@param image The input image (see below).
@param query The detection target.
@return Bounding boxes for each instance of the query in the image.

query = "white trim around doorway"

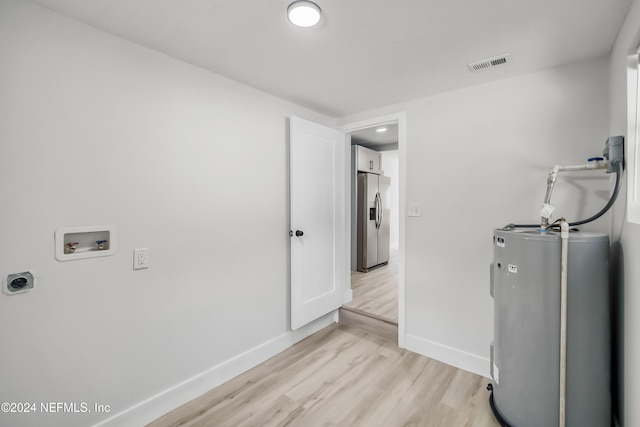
[339,112,407,349]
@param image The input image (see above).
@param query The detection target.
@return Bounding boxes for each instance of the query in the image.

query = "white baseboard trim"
[93,312,338,427]
[403,333,490,378]
[343,288,353,304]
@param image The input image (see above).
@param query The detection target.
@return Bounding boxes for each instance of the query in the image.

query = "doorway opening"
[341,119,401,330]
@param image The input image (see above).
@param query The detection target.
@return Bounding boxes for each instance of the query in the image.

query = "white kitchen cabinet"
[355,145,382,174]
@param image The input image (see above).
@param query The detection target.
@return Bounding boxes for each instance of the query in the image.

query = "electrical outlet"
[133,248,149,270]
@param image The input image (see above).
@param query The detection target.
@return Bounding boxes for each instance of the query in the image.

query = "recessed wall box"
[55,225,116,261]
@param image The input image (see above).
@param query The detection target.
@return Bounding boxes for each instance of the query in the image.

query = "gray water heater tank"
[490,228,610,427]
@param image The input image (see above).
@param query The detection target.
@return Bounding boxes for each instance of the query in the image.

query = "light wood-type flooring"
[343,249,399,323]
[148,323,500,427]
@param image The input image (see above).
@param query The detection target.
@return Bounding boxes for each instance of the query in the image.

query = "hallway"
[344,250,399,324]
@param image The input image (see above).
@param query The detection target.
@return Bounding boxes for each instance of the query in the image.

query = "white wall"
[609,1,640,425]
[0,1,333,426]
[381,150,400,250]
[340,56,611,376]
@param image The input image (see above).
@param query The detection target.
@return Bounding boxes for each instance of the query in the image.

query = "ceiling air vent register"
[468,54,511,72]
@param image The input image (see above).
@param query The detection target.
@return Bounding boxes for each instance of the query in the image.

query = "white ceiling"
[351,124,398,149]
[30,0,632,118]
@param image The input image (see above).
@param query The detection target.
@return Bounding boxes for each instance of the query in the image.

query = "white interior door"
[290,116,346,330]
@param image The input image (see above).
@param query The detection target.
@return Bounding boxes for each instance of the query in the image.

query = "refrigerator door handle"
[373,193,379,229]
[378,192,383,229]
[375,193,382,229]
[372,193,377,228]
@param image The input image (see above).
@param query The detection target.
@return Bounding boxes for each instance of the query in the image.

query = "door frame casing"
[339,112,406,348]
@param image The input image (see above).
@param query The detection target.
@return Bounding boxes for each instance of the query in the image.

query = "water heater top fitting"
[539,136,624,229]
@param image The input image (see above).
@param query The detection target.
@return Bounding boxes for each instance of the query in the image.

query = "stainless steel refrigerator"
[357,172,390,272]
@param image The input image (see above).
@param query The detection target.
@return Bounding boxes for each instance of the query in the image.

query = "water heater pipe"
[559,220,569,427]
[541,160,609,228]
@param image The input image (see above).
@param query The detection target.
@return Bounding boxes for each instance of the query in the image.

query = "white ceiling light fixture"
[376,127,388,133]
[287,1,322,28]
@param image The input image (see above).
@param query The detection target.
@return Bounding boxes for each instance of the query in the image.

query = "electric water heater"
[490,228,610,427]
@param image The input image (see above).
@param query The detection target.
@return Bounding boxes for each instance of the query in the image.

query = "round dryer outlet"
[4,272,35,295]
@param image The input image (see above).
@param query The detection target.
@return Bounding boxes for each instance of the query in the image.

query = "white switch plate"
[408,203,422,217]
[133,248,149,270]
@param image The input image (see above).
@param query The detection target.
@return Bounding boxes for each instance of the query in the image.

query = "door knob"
[295,230,304,237]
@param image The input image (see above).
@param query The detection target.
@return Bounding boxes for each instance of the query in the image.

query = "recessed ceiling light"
[376,127,388,133]
[287,1,322,28]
